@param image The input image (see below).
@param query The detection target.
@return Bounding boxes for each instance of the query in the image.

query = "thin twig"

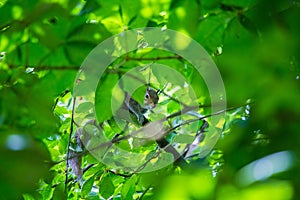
[8,55,182,71]
[182,120,209,158]
[133,149,162,173]
[52,89,70,112]
[164,105,240,135]
[34,66,79,71]
[108,170,132,178]
[8,64,79,71]
[65,97,76,194]
[154,87,189,108]
[52,163,95,188]
[138,185,152,200]
[125,55,182,61]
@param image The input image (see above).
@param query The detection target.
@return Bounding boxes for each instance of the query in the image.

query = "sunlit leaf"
[121,175,137,200]
[172,134,194,143]
[99,175,115,199]
[81,175,95,197]
[95,73,121,123]
[76,102,94,113]
[168,0,201,36]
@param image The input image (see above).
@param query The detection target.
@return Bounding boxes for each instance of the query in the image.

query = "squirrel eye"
[145,94,149,98]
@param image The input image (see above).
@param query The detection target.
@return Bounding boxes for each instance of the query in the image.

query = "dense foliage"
[0,0,299,199]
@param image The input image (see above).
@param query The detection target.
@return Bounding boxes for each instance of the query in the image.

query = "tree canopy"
[0,0,299,199]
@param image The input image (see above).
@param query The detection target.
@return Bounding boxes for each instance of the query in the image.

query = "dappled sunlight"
[0,0,299,199]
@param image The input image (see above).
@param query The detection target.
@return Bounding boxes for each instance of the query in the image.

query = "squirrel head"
[144,88,159,109]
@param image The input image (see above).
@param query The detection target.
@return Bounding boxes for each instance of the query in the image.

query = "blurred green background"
[0,0,299,199]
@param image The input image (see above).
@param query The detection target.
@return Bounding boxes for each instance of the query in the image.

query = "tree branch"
[133,149,162,173]
[7,64,80,71]
[54,103,250,167]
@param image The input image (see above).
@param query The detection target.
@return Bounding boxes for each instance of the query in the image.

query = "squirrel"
[123,87,159,125]
[123,87,188,167]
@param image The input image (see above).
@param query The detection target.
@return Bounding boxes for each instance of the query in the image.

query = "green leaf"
[151,63,185,88]
[41,183,53,200]
[189,68,209,101]
[201,0,221,10]
[172,134,195,143]
[23,194,35,200]
[154,151,174,167]
[76,101,94,113]
[167,100,180,114]
[73,79,94,97]
[64,41,96,65]
[52,182,65,200]
[168,0,201,37]
[81,175,95,197]
[121,175,137,200]
[238,14,259,37]
[196,12,233,53]
[128,15,137,26]
[119,1,148,28]
[67,20,111,44]
[86,195,100,200]
[80,0,101,15]
[118,4,123,19]
[95,73,122,123]
[31,22,65,50]
[99,176,115,199]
